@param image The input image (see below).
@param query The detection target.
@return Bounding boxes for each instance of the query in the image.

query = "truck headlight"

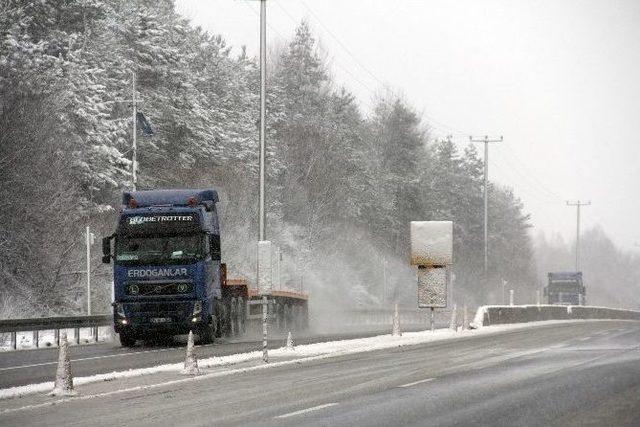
[193,301,202,316]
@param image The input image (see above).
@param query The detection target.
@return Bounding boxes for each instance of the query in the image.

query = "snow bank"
[470,304,640,328]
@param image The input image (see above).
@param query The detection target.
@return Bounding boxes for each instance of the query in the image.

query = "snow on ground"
[0,318,629,400]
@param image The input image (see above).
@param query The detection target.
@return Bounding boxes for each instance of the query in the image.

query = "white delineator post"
[536,290,541,306]
[85,226,94,316]
[286,331,294,351]
[182,330,199,375]
[51,332,75,396]
[392,303,401,337]
[509,289,514,306]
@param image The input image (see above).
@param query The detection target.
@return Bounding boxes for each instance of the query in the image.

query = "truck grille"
[126,282,194,296]
[126,301,192,316]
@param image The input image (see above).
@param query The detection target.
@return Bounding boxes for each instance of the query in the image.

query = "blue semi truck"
[544,271,586,306]
[102,189,308,347]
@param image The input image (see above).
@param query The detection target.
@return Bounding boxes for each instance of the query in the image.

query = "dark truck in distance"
[102,189,308,347]
[544,271,586,305]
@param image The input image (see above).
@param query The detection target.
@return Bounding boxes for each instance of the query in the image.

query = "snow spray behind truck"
[102,189,308,347]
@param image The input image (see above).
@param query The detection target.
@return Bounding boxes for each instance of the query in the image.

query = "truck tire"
[237,297,246,335]
[199,319,216,345]
[230,297,237,336]
[119,332,136,347]
[219,301,230,337]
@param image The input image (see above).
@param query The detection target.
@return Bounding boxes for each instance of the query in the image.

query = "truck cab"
[544,271,586,306]
[103,189,222,346]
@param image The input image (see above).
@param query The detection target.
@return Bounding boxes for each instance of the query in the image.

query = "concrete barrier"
[470,305,640,328]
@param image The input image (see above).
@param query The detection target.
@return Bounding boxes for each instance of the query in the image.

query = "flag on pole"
[136,112,154,136]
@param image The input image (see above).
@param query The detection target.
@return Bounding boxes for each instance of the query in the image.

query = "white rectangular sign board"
[417,267,447,308]
[257,240,272,295]
[410,221,453,266]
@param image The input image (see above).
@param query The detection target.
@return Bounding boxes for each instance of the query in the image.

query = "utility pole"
[470,135,503,282]
[132,71,137,191]
[566,200,591,271]
[258,0,268,364]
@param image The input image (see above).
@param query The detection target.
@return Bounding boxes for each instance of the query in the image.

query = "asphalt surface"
[1,320,638,426]
[0,325,429,389]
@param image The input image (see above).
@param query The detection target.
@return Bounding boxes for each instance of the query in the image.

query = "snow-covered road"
[1,320,638,426]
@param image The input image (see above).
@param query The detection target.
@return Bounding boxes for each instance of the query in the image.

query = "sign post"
[410,221,453,332]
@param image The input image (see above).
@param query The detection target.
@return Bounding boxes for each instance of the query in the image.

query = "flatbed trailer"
[221,269,309,335]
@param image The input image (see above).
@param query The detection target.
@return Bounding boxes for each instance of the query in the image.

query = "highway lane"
[0,326,429,389]
[1,320,638,426]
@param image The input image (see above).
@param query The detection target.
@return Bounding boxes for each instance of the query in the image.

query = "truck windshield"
[115,234,205,265]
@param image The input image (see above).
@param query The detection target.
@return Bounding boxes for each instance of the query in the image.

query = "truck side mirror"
[102,236,112,264]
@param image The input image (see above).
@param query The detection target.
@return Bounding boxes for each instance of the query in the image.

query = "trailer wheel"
[237,297,246,335]
[119,332,136,347]
[293,304,301,330]
[219,301,230,337]
[284,304,291,331]
[230,297,237,336]
[214,300,223,338]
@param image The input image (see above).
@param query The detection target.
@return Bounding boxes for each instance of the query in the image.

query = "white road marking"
[578,336,592,341]
[398,378,435,388]
[275,403,338,419]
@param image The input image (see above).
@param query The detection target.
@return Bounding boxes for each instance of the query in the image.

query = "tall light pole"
[470,135,503,282]
[132,71,138,191]
[566,200,591,271]
[258,0,269,364]
[258,0,267,241]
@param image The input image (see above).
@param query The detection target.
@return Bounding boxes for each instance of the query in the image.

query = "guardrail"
[0,315,112,350]
[470,305,640,328]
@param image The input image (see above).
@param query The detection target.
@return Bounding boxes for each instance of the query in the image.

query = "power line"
[288,0,472,137]
[269,0,378,96]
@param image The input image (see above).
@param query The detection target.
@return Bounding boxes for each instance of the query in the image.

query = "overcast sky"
[176,0,640,251]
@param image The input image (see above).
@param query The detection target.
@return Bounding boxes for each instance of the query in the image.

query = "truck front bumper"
[114,300,204,335]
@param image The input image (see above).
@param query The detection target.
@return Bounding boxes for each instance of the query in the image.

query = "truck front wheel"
[198,319,216,344]
[119,332,136,347]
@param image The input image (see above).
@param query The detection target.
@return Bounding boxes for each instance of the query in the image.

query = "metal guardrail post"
[54,329,60,347]
[94,326,99,342]
[75,327,81,345]
[33,330,39,348]
[10,331,17,350]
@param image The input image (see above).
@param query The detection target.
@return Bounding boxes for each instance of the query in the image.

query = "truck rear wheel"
[119,332,136,347]
[237,297,246,335]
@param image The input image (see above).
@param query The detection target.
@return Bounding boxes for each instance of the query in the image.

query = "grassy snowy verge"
[0,318,631,401]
